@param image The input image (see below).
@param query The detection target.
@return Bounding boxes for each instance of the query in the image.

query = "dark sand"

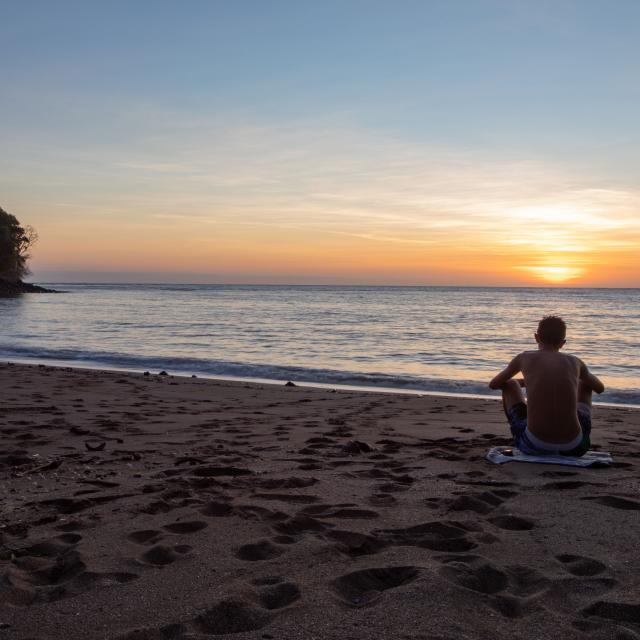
[1,362,639,639]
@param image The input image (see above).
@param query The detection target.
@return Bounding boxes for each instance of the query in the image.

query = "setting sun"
[518,265,585,284]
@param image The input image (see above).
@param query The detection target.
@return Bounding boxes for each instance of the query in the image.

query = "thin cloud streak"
[4,108,639,284]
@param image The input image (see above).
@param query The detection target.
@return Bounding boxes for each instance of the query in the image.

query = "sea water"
[1,284,638,406]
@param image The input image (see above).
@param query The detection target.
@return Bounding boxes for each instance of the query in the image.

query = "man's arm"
[579,360,605,394]
[489,354,522,390]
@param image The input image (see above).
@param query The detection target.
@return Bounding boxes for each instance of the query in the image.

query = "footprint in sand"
[437,558,545,619]
[200,500,234,517]
[54,532,82,545]
[582,601,640,624]
[448,490,517,515]
[489,594,528,619]
[305,436,335,446]
[582,495,640,511]
[330,566,420,608]
[376,481,412,493]
[235,540,283,561]
[505,565,551,598]
[252,576,301,609]
[214,504,285,523]
[375,521,477,552]
[273,515,330,537]
[194,599,273,634]
[556,554,607,577]
[325,530,385,557]
[439,561,508,595]
[139,544,192,566]
[162,521,208,534]
[35,497,94,514]
[543,574,617,615]
[140,488,198,515]
[2,533,138,606]
[368,492,397,507]
[127,530,164,545]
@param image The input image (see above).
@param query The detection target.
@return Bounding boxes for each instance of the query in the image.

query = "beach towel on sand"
[486,446,613,467]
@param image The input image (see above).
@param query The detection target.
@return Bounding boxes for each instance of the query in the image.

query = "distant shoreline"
[0,279,58,295]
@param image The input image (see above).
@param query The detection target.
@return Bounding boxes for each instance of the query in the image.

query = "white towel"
[486,446,613,467]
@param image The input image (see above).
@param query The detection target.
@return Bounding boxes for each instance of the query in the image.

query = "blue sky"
[4,1,639,156]
[1,1,639,284]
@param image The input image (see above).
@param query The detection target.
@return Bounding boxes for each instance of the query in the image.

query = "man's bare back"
[489,316,604,455]
[511,350,582,443]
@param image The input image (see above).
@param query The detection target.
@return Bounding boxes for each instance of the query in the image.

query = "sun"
[529,265,583,283]
[504,204,599,284]
[518,264,584,284]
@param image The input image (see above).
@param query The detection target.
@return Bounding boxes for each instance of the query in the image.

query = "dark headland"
[0,278,58,295]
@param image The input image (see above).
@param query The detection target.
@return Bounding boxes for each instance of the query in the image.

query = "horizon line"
[30,280,640,290]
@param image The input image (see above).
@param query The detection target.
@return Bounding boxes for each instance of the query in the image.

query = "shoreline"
[0,279,58,295]
[4,284,638,408]
[1,362,639,639]
[4,358,639,409]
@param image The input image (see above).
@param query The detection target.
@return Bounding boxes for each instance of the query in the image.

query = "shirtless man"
[489,315,604,456]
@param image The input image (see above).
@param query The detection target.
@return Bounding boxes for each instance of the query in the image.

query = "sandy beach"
[1,362,639,640]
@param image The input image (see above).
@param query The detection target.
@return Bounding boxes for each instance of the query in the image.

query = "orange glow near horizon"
[518,265,584,284]
[11,124,640,287]
[28,218,638,286]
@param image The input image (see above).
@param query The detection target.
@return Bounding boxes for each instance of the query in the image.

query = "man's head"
[535,315,567,349]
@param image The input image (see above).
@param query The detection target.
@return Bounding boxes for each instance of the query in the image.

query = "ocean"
[1,284,638,406]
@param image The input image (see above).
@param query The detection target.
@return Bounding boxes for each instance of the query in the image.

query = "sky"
[1,0,639,286]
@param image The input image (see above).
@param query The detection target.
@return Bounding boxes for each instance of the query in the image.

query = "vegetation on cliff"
[0,207,55,293]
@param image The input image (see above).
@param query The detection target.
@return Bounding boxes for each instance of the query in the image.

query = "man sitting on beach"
[489,315,605,456]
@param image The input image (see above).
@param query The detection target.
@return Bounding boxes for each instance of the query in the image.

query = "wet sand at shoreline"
[1,362,639,639]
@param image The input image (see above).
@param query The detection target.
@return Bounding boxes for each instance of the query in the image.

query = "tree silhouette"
[0,207,38,282]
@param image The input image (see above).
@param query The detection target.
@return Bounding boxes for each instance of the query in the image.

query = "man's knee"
[501,379,521,394]
[501,379,524,413]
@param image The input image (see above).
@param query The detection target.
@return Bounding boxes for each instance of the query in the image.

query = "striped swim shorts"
[506,402,592,457]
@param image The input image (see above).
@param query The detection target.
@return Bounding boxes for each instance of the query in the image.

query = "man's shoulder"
[561,352,583,365]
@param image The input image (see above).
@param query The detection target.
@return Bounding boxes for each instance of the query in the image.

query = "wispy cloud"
[3,103,639,283]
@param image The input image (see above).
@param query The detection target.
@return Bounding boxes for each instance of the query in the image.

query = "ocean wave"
[1,344,638,407]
